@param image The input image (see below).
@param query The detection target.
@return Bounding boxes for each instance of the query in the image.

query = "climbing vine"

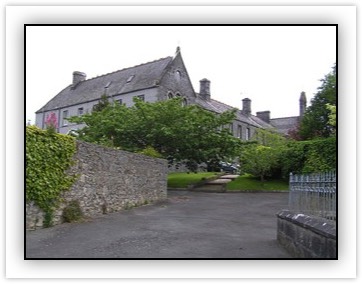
[26,126,77,227]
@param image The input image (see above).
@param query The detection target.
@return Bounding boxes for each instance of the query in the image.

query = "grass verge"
[168,172,219,188]
[226,174,289,191]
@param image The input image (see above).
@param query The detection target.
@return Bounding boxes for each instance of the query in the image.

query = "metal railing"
[289,171,336,221]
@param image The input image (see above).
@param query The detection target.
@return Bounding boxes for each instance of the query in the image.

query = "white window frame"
[246,127,251,140]
[62,110,69,126]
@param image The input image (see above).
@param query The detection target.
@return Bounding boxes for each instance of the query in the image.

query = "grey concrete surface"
[26,191,292,259]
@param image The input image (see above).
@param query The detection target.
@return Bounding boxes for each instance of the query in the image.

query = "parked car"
[219,162,239,174]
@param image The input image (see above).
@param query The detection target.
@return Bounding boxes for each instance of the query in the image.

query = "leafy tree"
[239,129,287,181]
[299,64,336,139]
[92,93,110,112]
[69,97,242,171]
[240,144,279,182]
[326,103,336,131]
[252,128,286,148]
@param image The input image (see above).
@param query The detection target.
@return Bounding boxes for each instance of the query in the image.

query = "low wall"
[276,209,336,258]
[26,141,168,230]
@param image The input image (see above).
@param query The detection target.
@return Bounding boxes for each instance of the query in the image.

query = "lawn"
[226,174,289,191]
[167,172,219,188]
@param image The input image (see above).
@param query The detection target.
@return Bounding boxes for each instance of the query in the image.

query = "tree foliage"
[279,137,336,176]
[326,103,336,131]
[239,129,287,181]
[299,64,336,140]
[69,97,242,171]
[238,128,336,180]
[240,144,279,181]
[92,93,110,112]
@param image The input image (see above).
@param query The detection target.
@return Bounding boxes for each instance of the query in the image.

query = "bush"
[280,137,336,176]
[137,146,163,158]
[62,200,83,223]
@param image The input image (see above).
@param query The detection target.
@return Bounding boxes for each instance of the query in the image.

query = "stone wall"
[276,209,336,258]
[26,141,168,230]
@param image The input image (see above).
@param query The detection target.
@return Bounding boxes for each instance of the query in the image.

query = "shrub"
[62,200,83,223]
[137,146,163,158]
[280,137,336,176]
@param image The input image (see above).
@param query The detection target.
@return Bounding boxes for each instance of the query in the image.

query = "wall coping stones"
[277,209,336,240]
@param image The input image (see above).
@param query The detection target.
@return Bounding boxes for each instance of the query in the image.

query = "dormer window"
[127,75,135,83]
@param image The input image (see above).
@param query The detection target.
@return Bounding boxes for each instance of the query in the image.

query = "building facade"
[35,47,305,139]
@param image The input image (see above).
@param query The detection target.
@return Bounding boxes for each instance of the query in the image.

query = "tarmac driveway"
[26,191,292,259]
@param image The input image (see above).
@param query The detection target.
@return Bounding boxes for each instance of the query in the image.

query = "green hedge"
[280,136,336,177]
[26,126,77,227]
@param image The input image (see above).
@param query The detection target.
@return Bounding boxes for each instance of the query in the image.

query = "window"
[246,128,251,140]
[168,92,174,99]
[237,125,242,139]
[137,95,145,101]
[127,75,135,83]
[62,110,69,126]
[229,123,234,135]
[116,99,123,105]
[175,70,181,81]
[181,98,188,107]
[77,107,84,116]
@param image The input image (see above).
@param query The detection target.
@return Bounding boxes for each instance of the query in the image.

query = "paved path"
[26,191,292,259]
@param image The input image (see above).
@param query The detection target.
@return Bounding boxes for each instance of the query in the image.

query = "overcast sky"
[26,25,336,124]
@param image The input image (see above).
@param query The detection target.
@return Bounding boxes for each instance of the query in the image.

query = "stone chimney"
[256,111,270,123]
[199,78,210,101]
[299,91,307,117]
[72,71,86,87]
[242,98,251,116]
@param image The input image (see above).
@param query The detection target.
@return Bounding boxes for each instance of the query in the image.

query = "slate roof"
[195,96,275,129]
[37,51,297,134]
[270,116,299,135]
[36,57,173,113]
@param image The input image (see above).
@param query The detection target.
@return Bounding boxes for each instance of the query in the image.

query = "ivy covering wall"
[26,126,77,227]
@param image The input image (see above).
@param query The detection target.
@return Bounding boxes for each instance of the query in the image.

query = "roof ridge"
[82,56,173,83]
[270,116,299,120]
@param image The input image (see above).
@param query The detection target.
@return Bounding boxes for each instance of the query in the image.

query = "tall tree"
[69,97,242,171]
[299,64,336,140]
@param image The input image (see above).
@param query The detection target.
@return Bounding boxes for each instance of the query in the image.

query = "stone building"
[269,91,307,136]
[35,47,305,139]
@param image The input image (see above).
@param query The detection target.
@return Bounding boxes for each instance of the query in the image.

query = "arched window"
[167,92,174,99]
[175,70,181,81]
[181,98,188,107]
